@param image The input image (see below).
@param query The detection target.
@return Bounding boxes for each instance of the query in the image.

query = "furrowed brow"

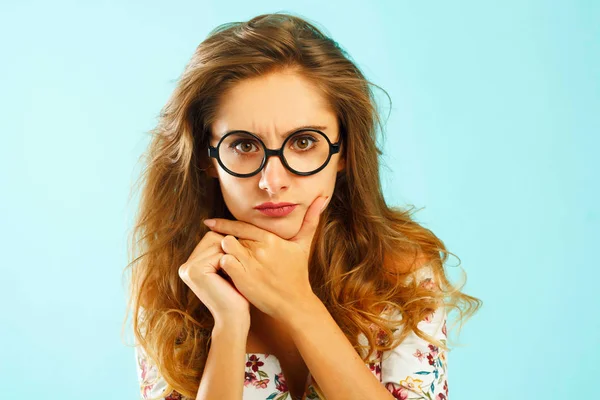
[221,124,328,140]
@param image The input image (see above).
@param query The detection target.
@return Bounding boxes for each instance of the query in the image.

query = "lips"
[256,204,297,217]
[254,202,297,209]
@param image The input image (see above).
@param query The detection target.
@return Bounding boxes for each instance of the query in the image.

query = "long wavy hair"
[122,11,482,399]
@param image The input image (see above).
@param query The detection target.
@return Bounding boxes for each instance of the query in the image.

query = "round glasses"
[207,129,341,178]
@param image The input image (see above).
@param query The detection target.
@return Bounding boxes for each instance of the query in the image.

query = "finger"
[219,253,246,283]
[292,195,329,246]
[203,218,270,242]
[188,231,225,259]
[220,235,252,266]
[204,242,225,258]
[179,250,223,284]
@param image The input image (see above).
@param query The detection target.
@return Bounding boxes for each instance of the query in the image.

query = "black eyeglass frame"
[207,128,341,178]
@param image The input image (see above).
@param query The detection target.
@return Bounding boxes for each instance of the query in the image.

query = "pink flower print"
[275,372,288,392]
[435,394,447,400]
[428,344,439,358]
[384,383,409,400]
[142,384,154,399]
[165,390,183,399]
[413,349,425,362]
[427,353,435,366]
[376,328,389,346]
[244,371,257,387]
[139,358,148,381]
[420,278,436,291]
[443,379,449,396]
[423,311,434,323]
[253,379,270,389]
[368,360,381,379]
[246,354,264,372]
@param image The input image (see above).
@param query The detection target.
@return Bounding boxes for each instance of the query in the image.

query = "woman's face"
[208,70,345,240]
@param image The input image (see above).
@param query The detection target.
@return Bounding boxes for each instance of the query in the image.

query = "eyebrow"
[219,124,328,140]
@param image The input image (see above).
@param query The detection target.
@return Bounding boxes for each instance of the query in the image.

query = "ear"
[207,164,219,178]
[336,156,345,172]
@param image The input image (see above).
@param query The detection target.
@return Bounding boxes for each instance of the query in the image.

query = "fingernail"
[203,219,216,227]
[320,196,330,213]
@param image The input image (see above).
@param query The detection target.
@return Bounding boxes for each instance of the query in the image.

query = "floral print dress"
[135,266,449,400]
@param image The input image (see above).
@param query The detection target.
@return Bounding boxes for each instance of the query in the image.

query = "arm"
[281,264,447,400]
[195,322,250,400]
[282,294,396,400]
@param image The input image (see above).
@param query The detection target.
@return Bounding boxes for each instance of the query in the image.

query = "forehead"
[211,71,337,140]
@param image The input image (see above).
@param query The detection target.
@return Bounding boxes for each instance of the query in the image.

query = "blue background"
[1,1,598,398]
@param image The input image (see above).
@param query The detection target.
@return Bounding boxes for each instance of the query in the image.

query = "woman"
[125,12,481,400]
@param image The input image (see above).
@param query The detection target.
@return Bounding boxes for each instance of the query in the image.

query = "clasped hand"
[202,195,330,322]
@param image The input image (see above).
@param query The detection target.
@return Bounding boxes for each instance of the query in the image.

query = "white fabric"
[133,264,449,399]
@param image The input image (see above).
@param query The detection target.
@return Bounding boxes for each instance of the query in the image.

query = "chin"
[254,217,301,240]
[230,209,302,240]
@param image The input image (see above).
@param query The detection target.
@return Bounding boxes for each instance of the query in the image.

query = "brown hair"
[122,11,482,398]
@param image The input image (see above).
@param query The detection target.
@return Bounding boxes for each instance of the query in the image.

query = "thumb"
[292,195,330,246]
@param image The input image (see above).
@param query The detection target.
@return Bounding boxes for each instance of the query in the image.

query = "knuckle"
[255,247,268,259]
[178,263,189,279]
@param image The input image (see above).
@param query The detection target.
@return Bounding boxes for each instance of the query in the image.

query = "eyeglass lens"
[218,130,330,175]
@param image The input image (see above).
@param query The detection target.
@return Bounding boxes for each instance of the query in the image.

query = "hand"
[202,195,330,321]
[178,229,251,329]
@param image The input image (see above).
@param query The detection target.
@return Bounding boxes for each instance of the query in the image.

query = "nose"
[258,154,290,194]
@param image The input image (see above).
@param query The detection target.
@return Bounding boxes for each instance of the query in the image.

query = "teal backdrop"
[1,1,597,399]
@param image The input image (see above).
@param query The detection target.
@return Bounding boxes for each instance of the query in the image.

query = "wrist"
[213,316,251,335]
[278,292,323,330]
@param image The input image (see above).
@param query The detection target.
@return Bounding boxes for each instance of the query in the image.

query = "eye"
[291,135,318,151]
[230,139,260,153]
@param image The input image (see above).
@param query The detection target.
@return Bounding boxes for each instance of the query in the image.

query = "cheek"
[301,170,338,194]
[217,175,256,209]
[223,180,242,194]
